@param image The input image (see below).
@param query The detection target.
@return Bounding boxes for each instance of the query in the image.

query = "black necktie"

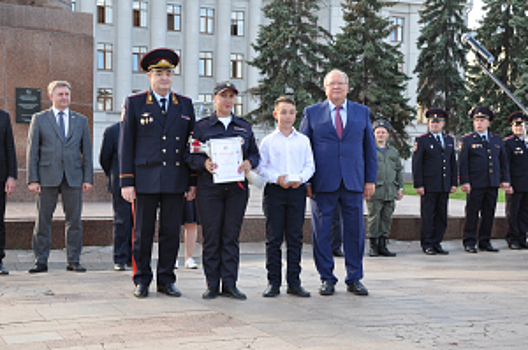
[160,98,167,115]
[436,135,442,148]
[58,111,66,141]
[481,135,488,147]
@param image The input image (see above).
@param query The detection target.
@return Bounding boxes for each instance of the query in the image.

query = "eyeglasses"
[325,82,347,87]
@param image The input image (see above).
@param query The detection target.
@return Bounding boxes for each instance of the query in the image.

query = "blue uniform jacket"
[185,113,260,186]
[119,90,196,194]
[412,132,457,192]
[299,99,377,193]
[99,122,120,194]
[504,134,528,192]
[458,131,510,188]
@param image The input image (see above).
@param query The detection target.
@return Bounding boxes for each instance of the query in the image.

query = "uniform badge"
[149,117,154,123]
[413,142,418,152]
[140,118,145,125]
[430,144,434,149]
[458,141,463,151]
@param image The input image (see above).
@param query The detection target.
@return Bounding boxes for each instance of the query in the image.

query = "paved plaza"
[1,237,528,349]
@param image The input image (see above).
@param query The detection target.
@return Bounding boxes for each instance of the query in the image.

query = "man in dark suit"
[27,80,93,273]
[459,106,510,253]
[0,108,17,275]
[119,48,196,298]
[412,108,457,255]
[99,121,132,271]
[300,69,378,296]
[503,111,528,249]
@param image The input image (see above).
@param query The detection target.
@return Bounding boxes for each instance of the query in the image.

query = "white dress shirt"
[328,100,348,129]
[258,128,315,184]
[52,106,69,136]
[152,90,170,111]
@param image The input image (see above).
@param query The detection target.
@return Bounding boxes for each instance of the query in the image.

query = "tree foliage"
[464,0,528,136]
[414,0,468,135]
[247,0,331,125]
[331,0,414,158]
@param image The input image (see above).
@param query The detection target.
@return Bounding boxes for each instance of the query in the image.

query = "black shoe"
[332,249,344,257]
[66,263,87,272]
[508,242,521,250]
[319,281,335,296]
[519,241,528,249]
[157,283,182,297]
[347,280,369,296]
[287,285,310,297]
[479,243,499,252]
[202,288,219,299]
[433,245,449,255]
[114,263,126,271]
[423,247,437,255]
[221,286,247,300]
[126,261,133,267]
[133,284,149,298]
[28,263,48,273]
[0,263,8,275]
[369,238,379,257]
[378,237,396,257]
[262,285,280,298]
[464,246,477,253]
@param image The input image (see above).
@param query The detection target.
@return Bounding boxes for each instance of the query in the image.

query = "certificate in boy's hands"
[210,137,244,183]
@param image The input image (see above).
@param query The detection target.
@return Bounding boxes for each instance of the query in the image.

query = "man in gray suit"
[26,81,93,273]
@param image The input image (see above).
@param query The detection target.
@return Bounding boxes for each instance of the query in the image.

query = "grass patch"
[403,182,506,203]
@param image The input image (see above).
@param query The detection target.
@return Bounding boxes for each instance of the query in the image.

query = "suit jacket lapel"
[342,100,352,139]
[46,109,64,141]
[323,100,337,138]
[66,111,76,142]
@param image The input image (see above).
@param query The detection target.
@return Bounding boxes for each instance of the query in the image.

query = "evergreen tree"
[464,0,528,136]
[247,0,331,125]
[331,0,414,158]
[413,0,468,135]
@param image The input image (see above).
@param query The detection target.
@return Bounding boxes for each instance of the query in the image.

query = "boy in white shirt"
[258,96,315,298]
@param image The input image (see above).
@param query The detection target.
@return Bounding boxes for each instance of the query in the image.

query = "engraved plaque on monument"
[16,88,41,123]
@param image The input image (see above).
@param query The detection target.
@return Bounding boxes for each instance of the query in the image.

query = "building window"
[174,49,181,75]
[231,11,244,36]
[235,96,243,116]
[391,17,404,42]
[71,0,76,11]
[97,88,113,111]
[230,54,244,79]
[133,1,148,28]
[97,0,113,24]
[199,94,213,103]
[97,43,113,71]
[200,8,214,34]
[132,46,148,72]
[199,52,213,77]
[167,4,181,31]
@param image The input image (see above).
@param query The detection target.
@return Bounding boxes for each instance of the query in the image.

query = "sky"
[468,0,485,30]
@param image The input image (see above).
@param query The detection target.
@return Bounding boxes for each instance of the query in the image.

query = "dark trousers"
[331,202,342,252]
[506,192,528,244]
[32,178,83,264]
[0,182,5,262]
[197,181,249,290]
[311,183,365,285]
[420,192,449,249]
[463,187,498,247]
[112,192,133,264]
[263,183,307,287]
[133,193,183,286]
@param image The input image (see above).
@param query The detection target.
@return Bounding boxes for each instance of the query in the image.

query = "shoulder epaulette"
[462,132,473,138]
[172,91,192,102]
[418,133,428,138]
[504,135,515,141]
[197,119,211,128]
[130,91,147,98]
[234,116,252,127]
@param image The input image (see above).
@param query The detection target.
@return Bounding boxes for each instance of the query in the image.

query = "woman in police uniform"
[186,82,259,300]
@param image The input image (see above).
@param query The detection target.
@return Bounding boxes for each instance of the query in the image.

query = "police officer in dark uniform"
[504,111,528,249]
[459,106,510,253]
[119,48,196,298]
[186,82,259,300]
[412,108,457,255]
[99,121,133,271]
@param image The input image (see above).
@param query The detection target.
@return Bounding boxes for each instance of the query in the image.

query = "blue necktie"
[58,111,66,141]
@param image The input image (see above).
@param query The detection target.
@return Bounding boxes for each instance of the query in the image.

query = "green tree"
[331,0,414,158]
[247,0,331,125]
[413,0,468,135]
[464,0,528,136]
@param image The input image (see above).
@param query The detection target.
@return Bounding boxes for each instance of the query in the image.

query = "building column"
[247,0,262,113]
[115,0,133,110]
[184,0,200,100]
[78,0,97,36]
[215,0,231,82]
[150,0,167,49]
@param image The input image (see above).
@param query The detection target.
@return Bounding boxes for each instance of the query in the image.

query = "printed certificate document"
[210,137,244,183]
